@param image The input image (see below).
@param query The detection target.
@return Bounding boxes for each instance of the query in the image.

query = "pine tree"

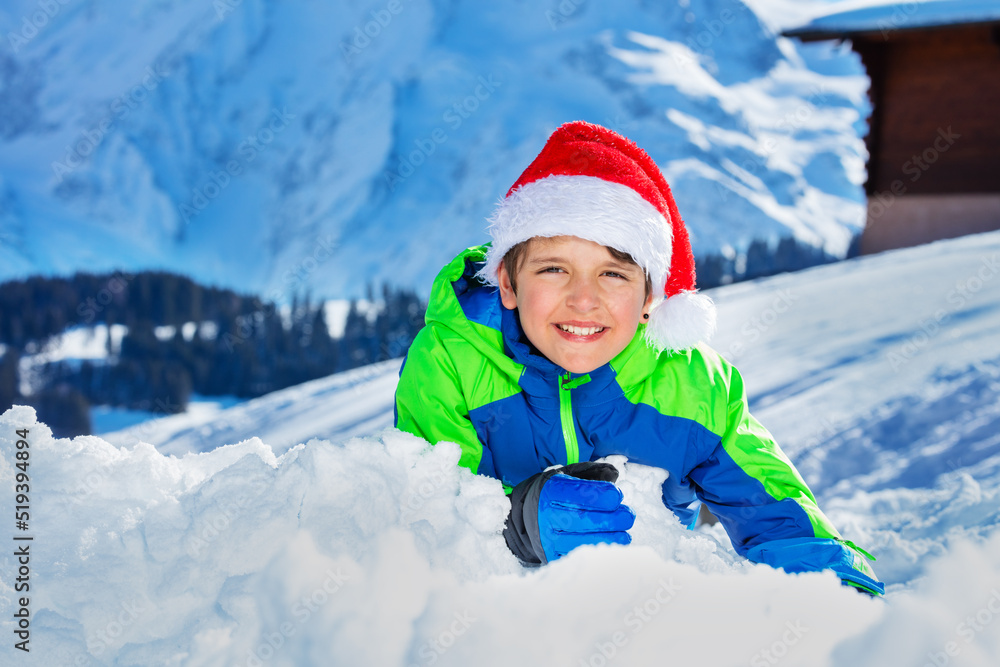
[0,348,21,411]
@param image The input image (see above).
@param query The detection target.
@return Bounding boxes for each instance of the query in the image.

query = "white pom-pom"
[642,290,717,352]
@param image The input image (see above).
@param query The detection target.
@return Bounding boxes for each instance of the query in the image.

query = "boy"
[394,121,884,596]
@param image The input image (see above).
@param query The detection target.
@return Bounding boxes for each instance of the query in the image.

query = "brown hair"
[501,238,652,299]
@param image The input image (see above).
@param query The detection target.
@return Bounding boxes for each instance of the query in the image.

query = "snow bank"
[2,406,999,666]
[833,532,1000,667]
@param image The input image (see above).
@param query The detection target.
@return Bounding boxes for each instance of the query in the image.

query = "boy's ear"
[498,263,518,310]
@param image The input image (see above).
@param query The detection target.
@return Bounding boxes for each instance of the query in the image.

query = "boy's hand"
[745,537,886,597]
[503,461,635,565]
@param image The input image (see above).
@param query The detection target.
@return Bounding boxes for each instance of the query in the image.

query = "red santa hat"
[477,120,716,353]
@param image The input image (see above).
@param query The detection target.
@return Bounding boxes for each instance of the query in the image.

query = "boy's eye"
[537,267,630,279]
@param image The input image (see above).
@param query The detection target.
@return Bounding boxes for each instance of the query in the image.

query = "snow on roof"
[784,0,1000,39]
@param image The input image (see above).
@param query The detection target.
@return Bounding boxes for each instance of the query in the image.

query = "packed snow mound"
[3,405,1000,666]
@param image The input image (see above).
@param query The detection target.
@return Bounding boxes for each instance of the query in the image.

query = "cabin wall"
[861,193,1000,254]
[854,24,1000,254]
[857,25,1000,195]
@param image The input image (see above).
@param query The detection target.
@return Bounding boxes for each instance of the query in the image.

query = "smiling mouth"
[556,323,606,336]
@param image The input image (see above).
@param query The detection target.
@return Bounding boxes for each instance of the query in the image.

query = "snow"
[90,395,245,437]
[322,298,385,339]
[0,414,859,665]
[16,324,127,395]
[1,411,998,665]
[712,230,1000,458]
[151,321,223,343]
[9,307,387,431]
[101,360,400,456]
[14,321,226,398]
[23,324,127,363]
[785,0,1000,37]
[2,230,1000,664]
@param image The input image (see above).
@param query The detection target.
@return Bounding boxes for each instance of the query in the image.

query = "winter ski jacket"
[394,244,883,594]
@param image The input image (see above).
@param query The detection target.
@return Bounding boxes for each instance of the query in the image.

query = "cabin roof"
[783,0,1000,41]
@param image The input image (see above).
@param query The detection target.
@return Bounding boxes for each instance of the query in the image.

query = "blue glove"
[746,537,885,596]
[503,462,635,565]
[661,472,700,529]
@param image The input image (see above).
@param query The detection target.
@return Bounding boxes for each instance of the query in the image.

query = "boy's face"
[498,235,653,374]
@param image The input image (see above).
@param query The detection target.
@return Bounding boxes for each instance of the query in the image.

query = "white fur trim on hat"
[643,290,717,352]
[475,175,673,288]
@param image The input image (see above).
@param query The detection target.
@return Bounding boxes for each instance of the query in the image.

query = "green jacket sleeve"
[687,357,883,594]
[688,359,842,548]
[394,324,486,476]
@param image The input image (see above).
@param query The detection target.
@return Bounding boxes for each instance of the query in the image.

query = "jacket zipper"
[559,372,591,465]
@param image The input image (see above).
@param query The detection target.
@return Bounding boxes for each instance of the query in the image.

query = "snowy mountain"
[0,0,870,301]
[3,230,999,665]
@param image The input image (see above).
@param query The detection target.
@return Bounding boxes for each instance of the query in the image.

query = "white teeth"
[558,324,604,336]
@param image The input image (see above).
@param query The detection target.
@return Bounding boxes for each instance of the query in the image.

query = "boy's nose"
[566,275,600,311]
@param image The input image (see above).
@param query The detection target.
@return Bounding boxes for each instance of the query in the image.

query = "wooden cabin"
[784,1,1000,254]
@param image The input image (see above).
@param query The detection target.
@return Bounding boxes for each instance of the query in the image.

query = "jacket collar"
[499,299,635,405]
